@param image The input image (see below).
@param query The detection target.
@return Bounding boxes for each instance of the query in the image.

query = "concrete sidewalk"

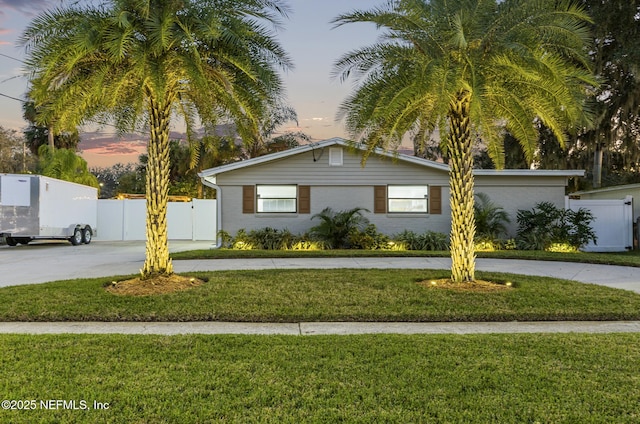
[2,321,640,335]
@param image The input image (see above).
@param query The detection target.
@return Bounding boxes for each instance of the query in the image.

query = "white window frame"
[256,185,297,213]
[329,147,343,166]
[387,185,429,213]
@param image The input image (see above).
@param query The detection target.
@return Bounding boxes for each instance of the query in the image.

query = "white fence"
[566,195,633,252]
[96,199,217,241]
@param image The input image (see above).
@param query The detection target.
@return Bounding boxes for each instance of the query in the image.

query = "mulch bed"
[417,278,514,292]
[105,274,205,296]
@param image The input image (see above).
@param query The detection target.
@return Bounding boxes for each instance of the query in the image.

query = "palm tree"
[245,103,298,158]
[21,0,292,278]
[333,0,596,283]
[310,207,370,249]
[23,100,81,154]
[37,145,100,189]
[474,192,510,240]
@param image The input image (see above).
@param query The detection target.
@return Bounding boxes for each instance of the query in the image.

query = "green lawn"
[1,333,639,423]
[2,257,639,422]
[2,269,640,322]
[171,247,640,267]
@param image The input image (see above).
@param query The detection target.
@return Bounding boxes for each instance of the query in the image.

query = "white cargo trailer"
[0,174,97,246]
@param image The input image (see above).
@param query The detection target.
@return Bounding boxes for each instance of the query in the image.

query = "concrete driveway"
[1,240,639,293]
[0,240,215,287]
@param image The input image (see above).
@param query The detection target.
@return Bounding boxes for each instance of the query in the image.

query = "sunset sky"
[0,0,380,167]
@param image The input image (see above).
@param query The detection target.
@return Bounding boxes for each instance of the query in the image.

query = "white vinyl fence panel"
[123,199,146,240]
[95,199,125,240]
[97,199,216,241]
[192,199,217,241]
[566,195,633,252]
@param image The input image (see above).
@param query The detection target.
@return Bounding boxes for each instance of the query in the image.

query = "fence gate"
[566,195,633,252]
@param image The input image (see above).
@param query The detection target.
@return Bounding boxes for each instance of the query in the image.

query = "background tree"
[116,162,147,195]
[493,1,640,188]
[188,134,241,198]
[579,0,640,188]
[0,125,36,173]
[92,134,243,200]
[263,131,309,153]
[22,100,80,154]
[91,162,144,199]
[333,0,595,283]
[21,0,292,279]
[37,145,100,188]
[243,103,301,158]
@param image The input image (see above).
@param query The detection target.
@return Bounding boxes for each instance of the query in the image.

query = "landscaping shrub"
[516,202,597,251]
[248,227,295,250]
[348,224,392,250]
[475,237,517,252]
[473,193,512,251]
[474,192,511,238]
[231,229,256,250]
[216,230,234,248]
[221,210,454,251]
[286,239,328,251]
[222,229,327,251]
[310,207,370,249]
[394,230,449,251]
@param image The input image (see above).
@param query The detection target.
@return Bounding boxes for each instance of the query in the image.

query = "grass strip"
[171,248,640,267]
[1,269,640,322]
[1,333,639,423]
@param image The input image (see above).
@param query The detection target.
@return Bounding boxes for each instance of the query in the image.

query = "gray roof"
[198,137,584,180]
[572,183,640,196]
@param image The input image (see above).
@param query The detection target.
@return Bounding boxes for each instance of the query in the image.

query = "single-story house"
[198,137,584,242]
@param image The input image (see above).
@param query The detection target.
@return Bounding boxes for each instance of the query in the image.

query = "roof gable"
[198,137,584,180]
[199,137,449,179]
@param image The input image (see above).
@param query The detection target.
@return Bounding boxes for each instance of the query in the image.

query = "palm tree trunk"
[141,94,173,278]
[592,142,603,188]
[447,90,476,283]
[48,125,55,150]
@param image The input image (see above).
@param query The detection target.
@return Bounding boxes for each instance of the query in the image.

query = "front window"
[388,185,428,213]
[257,185,297,213]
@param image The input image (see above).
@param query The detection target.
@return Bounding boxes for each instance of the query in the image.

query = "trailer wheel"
[82,227,92,244]
[17,238,30,245]
[5,237,17,247]
[70,228,83,245]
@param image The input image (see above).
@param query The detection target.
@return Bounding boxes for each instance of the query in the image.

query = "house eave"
[572,182,640,196]
[473,169,585,177]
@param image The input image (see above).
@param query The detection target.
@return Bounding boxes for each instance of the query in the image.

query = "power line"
[0,75,23,85]
[0,91,23,102]
[0,91,149,136]
[0,52,25,63]
[0,90,173,138]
